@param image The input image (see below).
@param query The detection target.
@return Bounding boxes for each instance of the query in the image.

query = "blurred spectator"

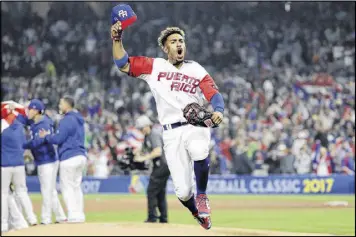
[312,146,334,176]
[279,144,296,174]
[294,144,313,175]
[341,153,355,175]
[252,151,268,176]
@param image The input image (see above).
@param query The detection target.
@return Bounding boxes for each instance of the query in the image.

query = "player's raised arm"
[111,21,130,74]
[111,22,154,79]
[111,4,154,79]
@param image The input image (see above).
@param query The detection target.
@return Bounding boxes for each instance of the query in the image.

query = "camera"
[117,147,149,171]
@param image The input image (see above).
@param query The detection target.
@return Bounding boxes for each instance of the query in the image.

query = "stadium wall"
[26,174,355,195]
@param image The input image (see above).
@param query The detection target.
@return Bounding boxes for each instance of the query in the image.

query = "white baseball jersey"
[128,57,219,125]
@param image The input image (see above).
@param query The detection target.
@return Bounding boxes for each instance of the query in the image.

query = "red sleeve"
[1,107,9,119]
[199,74,219,101]
[1,103,26,118]
[128,56,154,78]
[13,107,26,116]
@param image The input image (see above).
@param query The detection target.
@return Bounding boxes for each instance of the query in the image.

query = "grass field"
[25,194,355,236]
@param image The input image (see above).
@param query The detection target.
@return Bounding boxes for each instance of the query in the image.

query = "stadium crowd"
[1,2,355,177]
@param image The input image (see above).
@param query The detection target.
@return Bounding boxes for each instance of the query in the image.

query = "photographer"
[134,115,170,224]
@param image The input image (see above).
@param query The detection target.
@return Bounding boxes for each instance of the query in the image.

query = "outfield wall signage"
[26,174,354,195]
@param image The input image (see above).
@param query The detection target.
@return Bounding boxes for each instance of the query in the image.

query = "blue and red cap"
[111,4,137,30]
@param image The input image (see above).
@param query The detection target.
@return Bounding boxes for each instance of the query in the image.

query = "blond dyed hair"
[157,27,185,48]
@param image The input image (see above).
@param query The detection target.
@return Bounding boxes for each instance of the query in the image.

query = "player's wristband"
[114,53,129,69]
[211,93,224,113]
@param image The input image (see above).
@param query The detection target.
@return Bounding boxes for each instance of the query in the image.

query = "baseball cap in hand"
[111,4,137,29]
[28,99,45,113]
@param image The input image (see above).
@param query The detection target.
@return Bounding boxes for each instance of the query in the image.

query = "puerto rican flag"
[123,126,145,149]
[293,73,343,100]
[1,101,27,133]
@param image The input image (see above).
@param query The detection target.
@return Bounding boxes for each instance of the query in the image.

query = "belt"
[163,122,188,131]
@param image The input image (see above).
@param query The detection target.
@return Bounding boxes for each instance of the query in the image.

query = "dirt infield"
[3,223,334,236]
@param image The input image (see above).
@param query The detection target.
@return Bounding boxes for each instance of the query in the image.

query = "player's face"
[164,33,186,65]
[58,99,68,114]
[28,109,38,120]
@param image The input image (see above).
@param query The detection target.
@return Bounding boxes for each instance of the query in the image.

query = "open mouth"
[177,48,183,55]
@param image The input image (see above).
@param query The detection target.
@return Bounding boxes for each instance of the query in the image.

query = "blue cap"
[28,99,45,112]
[111,4,137,29]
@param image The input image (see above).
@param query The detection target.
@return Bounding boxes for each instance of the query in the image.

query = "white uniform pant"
[1,166,37,231]
[59,155,87,222]
[38,161,66,224]
[162,125,210,201]
[8,192,29,231]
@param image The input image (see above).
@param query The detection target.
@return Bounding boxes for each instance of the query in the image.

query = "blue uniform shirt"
[23,115,58,166]
[1,119,26,167]
[44,111,87,161]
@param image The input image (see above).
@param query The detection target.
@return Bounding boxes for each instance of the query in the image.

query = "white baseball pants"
[162,124,210,201]
[59,155,87,222]
[1,166,37,231]
[8,192,29,231]
[38,161,66,224]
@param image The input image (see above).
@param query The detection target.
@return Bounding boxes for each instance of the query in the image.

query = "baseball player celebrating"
[111,5,224,230]
[37,96,87,223]
[1,101,37,232]
[22,99,67,225]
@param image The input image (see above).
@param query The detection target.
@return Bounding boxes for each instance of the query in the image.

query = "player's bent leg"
[38,163,53,224]
[12,166,37,226]
[194,158,211,215]
[184,126,212,230]
[178,195,198,214]
[162,126,211,229]
[162,128,196,213]
[185,127,211,213]
[178,194,211,230]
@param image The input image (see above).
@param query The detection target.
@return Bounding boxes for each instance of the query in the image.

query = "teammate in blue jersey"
[37,96,87,223]
[22,99,67,225]
[1,102,37,232]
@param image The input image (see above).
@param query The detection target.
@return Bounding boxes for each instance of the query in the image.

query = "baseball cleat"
[193,212,212,230]
[195,194,211,216]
